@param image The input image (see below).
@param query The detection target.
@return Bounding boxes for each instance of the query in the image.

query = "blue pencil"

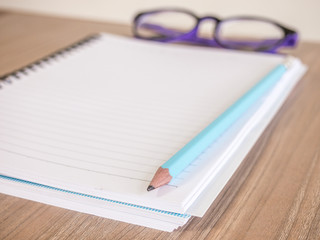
[147,58,293,191]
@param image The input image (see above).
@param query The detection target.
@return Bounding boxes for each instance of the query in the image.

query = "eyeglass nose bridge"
[198,16,220,22]
[193,16,220,39]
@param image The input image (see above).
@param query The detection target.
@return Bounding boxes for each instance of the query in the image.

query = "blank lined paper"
[0,33,284,197]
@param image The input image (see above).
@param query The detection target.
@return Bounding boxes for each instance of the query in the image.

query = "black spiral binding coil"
[0,34,101,89]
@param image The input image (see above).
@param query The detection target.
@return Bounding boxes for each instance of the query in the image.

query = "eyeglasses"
[133,8,298,53]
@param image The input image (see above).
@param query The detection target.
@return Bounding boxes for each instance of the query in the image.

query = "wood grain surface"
[0,10,319,240]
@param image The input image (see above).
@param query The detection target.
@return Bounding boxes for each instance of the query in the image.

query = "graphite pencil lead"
[147,185,155,191]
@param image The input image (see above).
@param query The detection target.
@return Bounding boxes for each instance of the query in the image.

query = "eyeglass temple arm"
[135,23,185,37]
[216,34,298,52]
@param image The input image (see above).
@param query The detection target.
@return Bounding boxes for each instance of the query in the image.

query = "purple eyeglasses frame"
[133,8,298,53]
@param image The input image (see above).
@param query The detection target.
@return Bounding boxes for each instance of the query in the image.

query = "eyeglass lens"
[217,19,284,50]
[136,11,197,39]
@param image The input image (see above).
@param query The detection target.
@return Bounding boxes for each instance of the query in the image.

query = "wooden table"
[0,10,319,240]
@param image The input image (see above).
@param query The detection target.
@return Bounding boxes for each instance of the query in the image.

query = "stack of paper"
[0,33,306,231]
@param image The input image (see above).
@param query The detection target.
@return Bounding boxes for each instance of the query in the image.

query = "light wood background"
[0,10,319,240]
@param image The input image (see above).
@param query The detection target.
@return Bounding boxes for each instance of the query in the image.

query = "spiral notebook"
[0,33,306,231]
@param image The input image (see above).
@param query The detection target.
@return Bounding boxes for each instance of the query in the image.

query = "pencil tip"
[147,185,155,191]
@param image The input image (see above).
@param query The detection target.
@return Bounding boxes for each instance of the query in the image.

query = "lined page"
[0,33,285,211]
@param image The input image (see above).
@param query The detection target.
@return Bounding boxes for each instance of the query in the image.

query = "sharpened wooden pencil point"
[148,167,172,191]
